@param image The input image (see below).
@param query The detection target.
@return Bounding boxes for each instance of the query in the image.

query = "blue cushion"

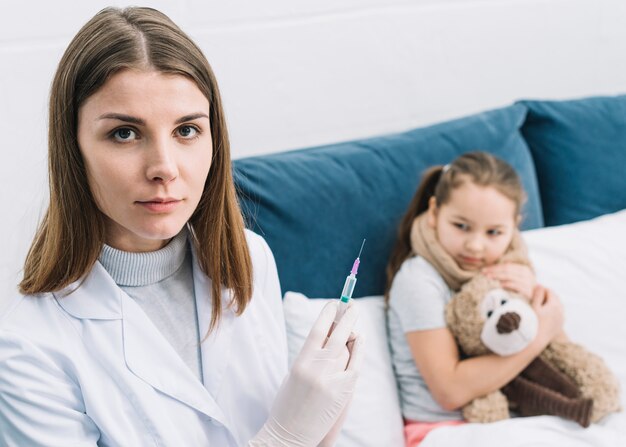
[520,96,626,226]
[233,104,542,298]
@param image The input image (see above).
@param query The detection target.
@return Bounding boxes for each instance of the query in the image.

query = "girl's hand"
[530,285,564,344]
[482,263,536,299]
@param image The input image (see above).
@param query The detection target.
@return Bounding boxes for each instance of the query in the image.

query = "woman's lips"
[136,200,182,213]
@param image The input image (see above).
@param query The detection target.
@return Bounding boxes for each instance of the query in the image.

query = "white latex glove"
[249,301,363,447]
[317,332,359,447]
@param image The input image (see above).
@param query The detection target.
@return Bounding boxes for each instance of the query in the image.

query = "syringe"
[333,239,366,327]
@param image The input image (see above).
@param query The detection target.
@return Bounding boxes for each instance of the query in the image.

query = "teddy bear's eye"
[501,299,507,305]
[487,310,493,318]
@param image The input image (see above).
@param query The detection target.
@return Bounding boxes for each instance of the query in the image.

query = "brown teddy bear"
[445,274,621,427]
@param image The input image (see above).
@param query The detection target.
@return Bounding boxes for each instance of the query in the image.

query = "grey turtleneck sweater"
[98,230,203,382]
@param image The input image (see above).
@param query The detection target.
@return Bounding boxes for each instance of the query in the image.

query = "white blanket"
[422,414,626,447]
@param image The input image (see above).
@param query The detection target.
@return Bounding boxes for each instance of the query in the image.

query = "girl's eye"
[177,125,199,138]
[112,128,137,142]
[454,222,469,231]
[487,229,502,236]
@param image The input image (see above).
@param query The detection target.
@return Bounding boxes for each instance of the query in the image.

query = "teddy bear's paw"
[462,391,510,423]
[589,378,622,423]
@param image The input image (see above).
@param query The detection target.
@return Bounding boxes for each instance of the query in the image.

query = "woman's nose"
[145,138,178,183]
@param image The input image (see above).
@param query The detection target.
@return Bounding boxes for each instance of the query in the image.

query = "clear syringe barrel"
[340,274,357,302]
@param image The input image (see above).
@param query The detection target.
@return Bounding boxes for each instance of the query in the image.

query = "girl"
[385,151,565,446]
[0,7,362,447]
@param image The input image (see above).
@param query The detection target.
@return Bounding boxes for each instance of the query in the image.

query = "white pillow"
[282,292,405,447]
[523,209,626,416]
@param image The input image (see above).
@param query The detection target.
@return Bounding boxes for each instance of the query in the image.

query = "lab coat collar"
[121,243,237,431]
[53,242,238,435]
[190,244,236,399]
[120,286,232,429]
[53,261,123,320]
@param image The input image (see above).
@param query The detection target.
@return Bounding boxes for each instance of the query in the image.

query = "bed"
[233,94,626,446]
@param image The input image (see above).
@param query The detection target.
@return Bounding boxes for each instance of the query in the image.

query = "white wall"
[1,0,626,305]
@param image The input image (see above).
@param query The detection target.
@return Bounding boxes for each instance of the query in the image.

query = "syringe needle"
[357,239,366,259]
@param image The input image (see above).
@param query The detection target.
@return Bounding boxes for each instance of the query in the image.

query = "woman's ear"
[427,196,438,228]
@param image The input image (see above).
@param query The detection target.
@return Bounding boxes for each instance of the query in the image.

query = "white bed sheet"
[423,210,626,447]
[422,414,626,447]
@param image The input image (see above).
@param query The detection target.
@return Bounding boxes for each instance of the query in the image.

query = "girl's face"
[77,69,213,252]
[427,180,518,270]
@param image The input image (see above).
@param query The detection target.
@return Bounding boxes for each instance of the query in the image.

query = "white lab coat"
[0,230,288,446]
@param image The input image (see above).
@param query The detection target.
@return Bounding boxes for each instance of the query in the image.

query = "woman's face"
[77,69,213,252]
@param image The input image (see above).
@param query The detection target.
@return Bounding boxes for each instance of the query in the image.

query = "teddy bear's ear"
[464,275,496,295]
[446,290,474,341]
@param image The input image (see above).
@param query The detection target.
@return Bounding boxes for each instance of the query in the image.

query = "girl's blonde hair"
[384,151,526,300]
[19,7,251,332]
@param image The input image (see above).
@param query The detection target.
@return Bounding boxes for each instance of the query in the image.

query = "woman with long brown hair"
[0,7,362,446]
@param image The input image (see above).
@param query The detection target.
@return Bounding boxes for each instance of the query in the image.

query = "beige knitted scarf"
[409,212,530,291]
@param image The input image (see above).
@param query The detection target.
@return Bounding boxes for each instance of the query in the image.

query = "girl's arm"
[406,286,564,411]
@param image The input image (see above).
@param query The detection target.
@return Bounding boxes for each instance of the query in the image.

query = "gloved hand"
[317,331,359,447]
[249,301,364,447]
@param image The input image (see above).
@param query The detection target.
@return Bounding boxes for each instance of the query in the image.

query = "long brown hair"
[384,151,526,301]
[20,7,252,332]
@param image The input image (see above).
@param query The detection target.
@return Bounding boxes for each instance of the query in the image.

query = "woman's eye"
[112,128,137,142]
[177,125,199,138]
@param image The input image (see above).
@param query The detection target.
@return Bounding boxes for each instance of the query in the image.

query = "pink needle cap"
[350,239,366,275]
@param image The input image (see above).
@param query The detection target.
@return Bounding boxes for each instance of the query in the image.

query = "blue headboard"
[233,104,543,299]
[519,95,626,226]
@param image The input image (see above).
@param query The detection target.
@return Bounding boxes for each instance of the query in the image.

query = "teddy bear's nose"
[496,312,521,334]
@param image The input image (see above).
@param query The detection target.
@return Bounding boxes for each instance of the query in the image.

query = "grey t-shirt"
[387,255,463,422]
